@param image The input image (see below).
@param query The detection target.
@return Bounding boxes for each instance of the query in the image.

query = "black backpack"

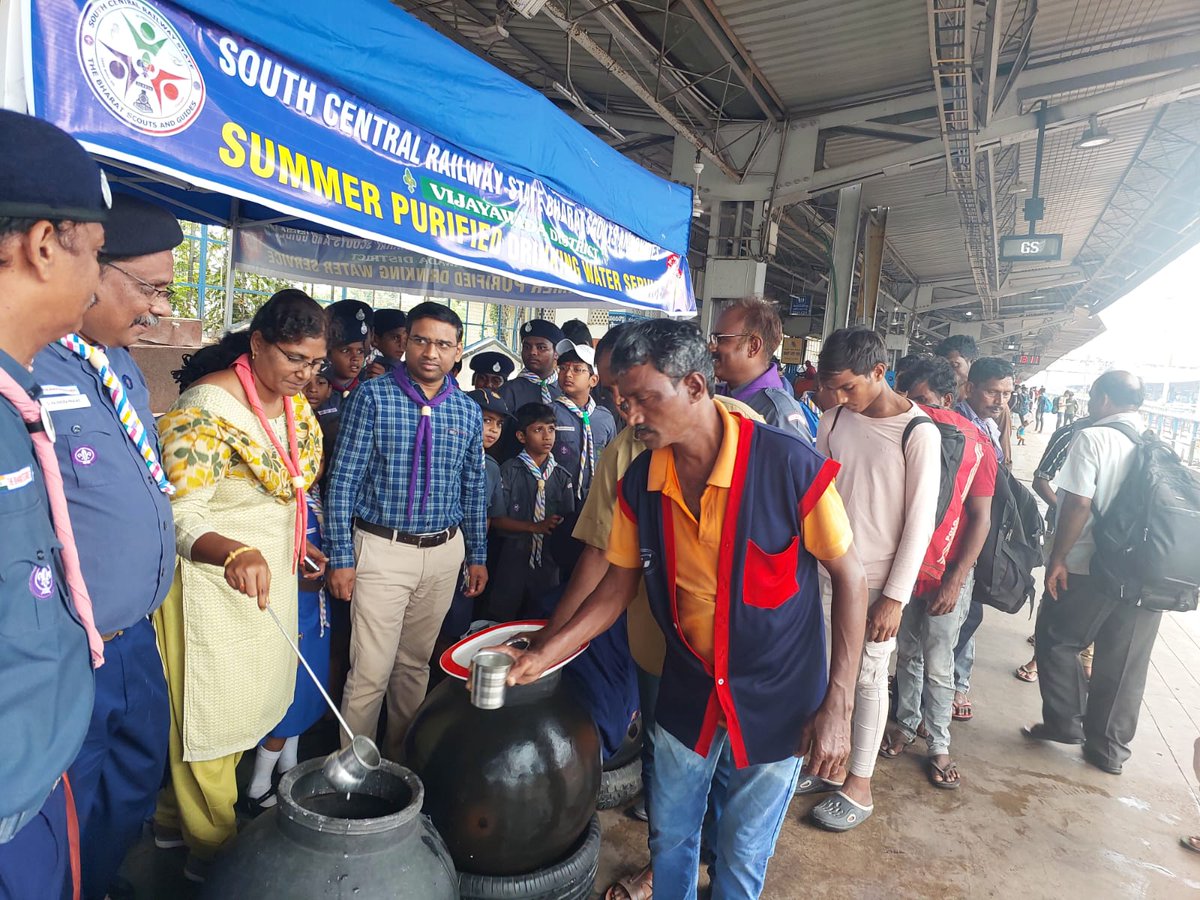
[974,468,1045,614]
[829,406,964,527]
[1089,423,1200,612]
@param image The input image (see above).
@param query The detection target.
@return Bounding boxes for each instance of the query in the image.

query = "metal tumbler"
[469,649,514,710]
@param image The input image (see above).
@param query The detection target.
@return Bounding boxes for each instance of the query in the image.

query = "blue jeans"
[649,725,800,900]
[953,599,984,694]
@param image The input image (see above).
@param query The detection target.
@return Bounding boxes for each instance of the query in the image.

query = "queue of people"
[0,109,1188,900]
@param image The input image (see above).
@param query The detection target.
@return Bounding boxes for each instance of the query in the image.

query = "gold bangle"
[224,546,256,568]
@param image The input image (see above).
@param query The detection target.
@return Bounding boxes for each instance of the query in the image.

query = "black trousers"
[1034,573,1162,767]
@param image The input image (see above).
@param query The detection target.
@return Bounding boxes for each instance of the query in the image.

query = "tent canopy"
[11,0,695,314]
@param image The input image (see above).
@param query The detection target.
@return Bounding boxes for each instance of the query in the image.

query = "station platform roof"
[397,0,1200,370]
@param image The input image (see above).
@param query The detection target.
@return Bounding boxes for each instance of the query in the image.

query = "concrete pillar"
[823,184,862,338]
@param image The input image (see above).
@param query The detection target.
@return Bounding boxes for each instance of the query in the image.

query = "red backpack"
[911,406,995,599]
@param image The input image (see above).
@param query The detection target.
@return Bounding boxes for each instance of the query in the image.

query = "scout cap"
[101,194,184,259]
[0,110,110,222]
[374,308,407,334]
[520,319,565,345]
[556,339,596,370]
[467,389,512,418]
[469,351,515,380]
[326,299,373,346]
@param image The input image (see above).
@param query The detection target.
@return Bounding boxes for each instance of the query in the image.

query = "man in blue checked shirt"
[327,302,488,760]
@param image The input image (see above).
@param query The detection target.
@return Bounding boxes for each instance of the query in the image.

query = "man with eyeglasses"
[31,193,182,900]
[710,297,814,443]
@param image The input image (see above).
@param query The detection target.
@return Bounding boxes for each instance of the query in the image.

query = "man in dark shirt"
[0,109,110,900]
[711,297,813,442]
[327,302,488,759]
[500,318,564,410]
[32,194,181,899]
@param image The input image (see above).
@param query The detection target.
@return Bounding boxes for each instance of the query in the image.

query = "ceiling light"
[1006,339,1018,351]
[1009,179,1030,195]
[964,310,973,317]
[1076,115,1115,149]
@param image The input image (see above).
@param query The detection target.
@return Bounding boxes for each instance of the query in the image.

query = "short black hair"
[594,323,628,360]
[407,301,463,342]
[897,356,958,400]
[818,326,886,377]
[562,319,594,346]
[515,402,557,432]
[610,320,714,397]
[968,356,1014,386]
[894,354,927,380]
[1092,370,1145,409]
[934,334,978,362]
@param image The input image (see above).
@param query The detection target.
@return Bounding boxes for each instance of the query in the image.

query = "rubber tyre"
[596,757,642,810]
[602,713,643,772]
[458,815,601,900]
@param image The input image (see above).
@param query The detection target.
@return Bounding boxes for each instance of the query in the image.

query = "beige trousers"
[340,527,464,761]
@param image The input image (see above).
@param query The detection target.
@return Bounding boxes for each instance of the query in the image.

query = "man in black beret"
[318,299,374,444]
[0,109,110,900]
[362,308,407,381]
[469,351,516,391]
[499,318,565,411]
[31,192,183,899]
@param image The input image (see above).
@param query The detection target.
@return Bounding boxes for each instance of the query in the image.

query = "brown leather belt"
[101,630,124,642]
[355,519,458,548]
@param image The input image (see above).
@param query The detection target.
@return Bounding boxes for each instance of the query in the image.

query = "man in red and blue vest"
[501,319,868,900]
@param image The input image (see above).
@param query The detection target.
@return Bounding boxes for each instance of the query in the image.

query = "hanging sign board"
[780,336,806,365]
[25,0,696,315]
[998,234,1064,263]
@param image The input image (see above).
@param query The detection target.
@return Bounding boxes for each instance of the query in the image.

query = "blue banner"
[26,0,696,315]
[236,224,584,305]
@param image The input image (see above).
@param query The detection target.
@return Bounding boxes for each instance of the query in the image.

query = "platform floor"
[123,424,1200,898]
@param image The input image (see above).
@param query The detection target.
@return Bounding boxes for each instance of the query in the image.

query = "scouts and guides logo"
[77,0,205,136]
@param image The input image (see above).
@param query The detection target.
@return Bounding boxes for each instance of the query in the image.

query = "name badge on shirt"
[40,393,92,413]
[556,425,577,433]
[0,466,33,492]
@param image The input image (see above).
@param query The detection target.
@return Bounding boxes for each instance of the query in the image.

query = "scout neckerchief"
[233,354,306,573]
[58,334,173,495]
[0,366,104,667]
[555,394,595,499]
[519,368,557,404]
[330,375,359,400]
[517,450,557,568]
[391,369,454,517]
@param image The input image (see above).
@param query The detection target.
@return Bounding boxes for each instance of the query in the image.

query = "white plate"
[439,619,588,680]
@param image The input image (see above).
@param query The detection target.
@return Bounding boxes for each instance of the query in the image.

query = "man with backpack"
[805,328,940,830]
[885,358,996,789]
[1025,371,1157,774]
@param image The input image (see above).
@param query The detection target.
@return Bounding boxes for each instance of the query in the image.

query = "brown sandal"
[1014,663,1039,683]
[605,866,653,900]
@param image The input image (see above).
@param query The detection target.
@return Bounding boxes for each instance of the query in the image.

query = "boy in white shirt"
[805,327,941,831]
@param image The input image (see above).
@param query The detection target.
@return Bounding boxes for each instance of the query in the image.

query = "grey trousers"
[1034,573,1162,767]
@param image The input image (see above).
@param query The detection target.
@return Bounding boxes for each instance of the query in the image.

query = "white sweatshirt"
[816,400,941,604]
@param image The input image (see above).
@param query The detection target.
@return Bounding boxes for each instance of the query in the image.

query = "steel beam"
[1014,33,1200,103]
[541,0,740,180]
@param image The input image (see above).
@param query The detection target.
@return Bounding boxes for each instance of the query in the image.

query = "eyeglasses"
[708,332,751,344]
[107,263,176,304]
[558,363,593,377]
[270,344,326,374]
[408,334,459,352]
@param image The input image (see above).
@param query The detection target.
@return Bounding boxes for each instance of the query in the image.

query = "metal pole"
[1027,102,1047,236]
[823,183,862,338]
[196,224,209,323]
[223,199,240,332]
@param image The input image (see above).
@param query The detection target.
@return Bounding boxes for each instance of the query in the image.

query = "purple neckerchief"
[727,366,787,403]
[391,369,455,517]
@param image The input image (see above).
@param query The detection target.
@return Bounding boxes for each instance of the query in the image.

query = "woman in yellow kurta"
[152,290,328,881]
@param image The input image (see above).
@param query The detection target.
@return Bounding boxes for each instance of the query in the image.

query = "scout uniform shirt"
[32,343,175,633]
[0,351,94,837]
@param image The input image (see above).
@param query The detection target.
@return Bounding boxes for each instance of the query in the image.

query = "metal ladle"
[265,605,381,792]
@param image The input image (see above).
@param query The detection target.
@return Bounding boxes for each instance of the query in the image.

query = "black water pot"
[201,759,458,898]
[402,670,601,877]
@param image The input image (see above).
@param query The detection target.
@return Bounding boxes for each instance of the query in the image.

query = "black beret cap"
[373,308,407,334]
[519,319,565,346]
[0,110,110,222]
[469,351,515,379]
[326,299,373,346]
[467,389,512,417]
[101,194,184,260]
